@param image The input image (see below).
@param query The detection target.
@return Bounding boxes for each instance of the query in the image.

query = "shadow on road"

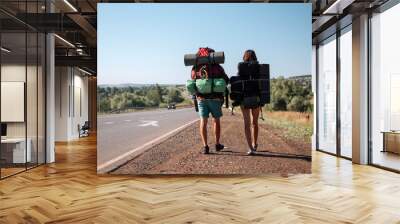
[215,150,241,154]
[211,150,311,161]
[253,152,311,161]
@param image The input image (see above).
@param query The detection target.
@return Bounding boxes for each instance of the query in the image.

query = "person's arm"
[216,65,230,107]
[191,66,196,80]
[223,68,229,83]
[218,65,229,83]
[224,73,229,84]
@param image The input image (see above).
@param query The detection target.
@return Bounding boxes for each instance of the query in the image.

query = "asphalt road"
[97,108,198,166]
[112,113,311,175]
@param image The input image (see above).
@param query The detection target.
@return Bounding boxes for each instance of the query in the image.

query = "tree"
[110,95,125,110]
[272,97,287,111]
[155,84,164,103]
[166,88,184,103]
[99,98,111,112]
[146,88,162,106]
[287,96,306,112]
[267,75,313,112]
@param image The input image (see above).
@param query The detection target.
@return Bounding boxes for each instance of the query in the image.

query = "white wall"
[46,32,55,163]
[352,14,369,164]
[1,63,46,164]
[55,67,89,141]
[1,82,25,122]
[1,65,34,138]
[1,65,26,136]
[71,72,89,138]
[312,45,317,150]
[55,66,70,141]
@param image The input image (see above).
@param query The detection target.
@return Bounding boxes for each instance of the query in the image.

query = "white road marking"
[138,120,159,127]
[104,121,114,125]
[97,118,199,173]
[124,120,132,122]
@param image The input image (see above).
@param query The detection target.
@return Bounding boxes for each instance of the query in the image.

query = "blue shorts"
[198,99,223,118]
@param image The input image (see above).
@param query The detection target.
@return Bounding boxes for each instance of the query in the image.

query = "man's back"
[191,64,229,99]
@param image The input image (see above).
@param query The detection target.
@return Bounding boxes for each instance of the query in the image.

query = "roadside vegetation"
[98,84,192,113]
[266,75,313,113]
[261,111,313,143]
[98,75,314,142]
[262,75,313,143]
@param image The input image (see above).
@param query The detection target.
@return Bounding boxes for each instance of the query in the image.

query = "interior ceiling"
[0,0,392,75]
[311,0,389,43]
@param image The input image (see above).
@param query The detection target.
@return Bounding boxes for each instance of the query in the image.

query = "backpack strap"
[209,63,214,94]
[193,59,200,96]
[249,63,253,80]
[225,87,229,108]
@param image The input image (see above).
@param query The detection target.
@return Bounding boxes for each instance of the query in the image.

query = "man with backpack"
[189,48,229,154]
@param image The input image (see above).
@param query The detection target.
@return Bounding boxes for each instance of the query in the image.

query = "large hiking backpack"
[186,48,227,95]
[229,62,270,108]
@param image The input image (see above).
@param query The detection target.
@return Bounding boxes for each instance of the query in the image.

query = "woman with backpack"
[239,50,261,155]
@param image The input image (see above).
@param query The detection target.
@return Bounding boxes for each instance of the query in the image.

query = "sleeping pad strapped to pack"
[229,62,270,108]
[186,48,227,98]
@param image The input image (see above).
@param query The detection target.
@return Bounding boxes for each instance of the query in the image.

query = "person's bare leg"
[241,107,253,150]
[213,118,221,145]
[251,107,260,148]
[200,118,208,147]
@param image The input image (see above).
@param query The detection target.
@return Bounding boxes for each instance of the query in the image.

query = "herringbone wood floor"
[1,135,400,224]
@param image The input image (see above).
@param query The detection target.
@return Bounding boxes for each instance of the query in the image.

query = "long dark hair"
[243,49,258,62]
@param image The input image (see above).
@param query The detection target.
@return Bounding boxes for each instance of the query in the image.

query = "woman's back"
[238,61,260,79]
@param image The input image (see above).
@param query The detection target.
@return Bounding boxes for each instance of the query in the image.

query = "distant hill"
[98,76,311,88]
[271,75,311,87]
[287,75,311,80]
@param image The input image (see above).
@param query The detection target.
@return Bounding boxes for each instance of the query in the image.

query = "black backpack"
[230,62,270,108]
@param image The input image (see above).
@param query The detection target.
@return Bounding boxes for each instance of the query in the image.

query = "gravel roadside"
[111,112,311,175]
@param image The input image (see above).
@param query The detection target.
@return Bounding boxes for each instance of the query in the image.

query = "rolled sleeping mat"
[229,76,243,93]
[259,64,270,78]
[243,80,260,97]
[184,51,225,66]
[229,76,244,103]
[260,90,271,105]
[259,79,271,105]
[238,63,270,79]
[230,91,243,103]
[238,62,260,78]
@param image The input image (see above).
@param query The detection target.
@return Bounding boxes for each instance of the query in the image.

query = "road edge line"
[97,118,199,173]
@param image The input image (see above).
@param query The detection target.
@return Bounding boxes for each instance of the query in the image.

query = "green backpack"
[213,78,227,93]
[186,80,197,95]
[186,78,226,95]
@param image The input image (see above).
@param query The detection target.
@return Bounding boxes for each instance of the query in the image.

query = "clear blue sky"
[98,3,311,85]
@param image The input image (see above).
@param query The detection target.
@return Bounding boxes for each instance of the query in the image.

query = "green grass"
[262,113,313,143]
